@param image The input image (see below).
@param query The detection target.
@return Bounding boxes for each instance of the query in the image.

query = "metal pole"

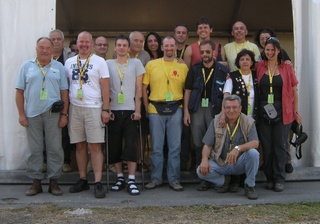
[138,119,145,189]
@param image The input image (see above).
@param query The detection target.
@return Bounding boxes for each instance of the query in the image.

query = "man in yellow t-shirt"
[142,36,188,191]
[224,21,260,72]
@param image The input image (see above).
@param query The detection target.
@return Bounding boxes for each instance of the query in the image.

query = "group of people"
[16,17,301,200]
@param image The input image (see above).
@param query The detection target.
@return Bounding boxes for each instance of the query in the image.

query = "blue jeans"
[148,108,182,185]
[197,149,259,187]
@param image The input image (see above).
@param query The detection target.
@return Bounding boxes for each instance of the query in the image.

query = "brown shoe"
[25,179,43,196]
[48,179,63,196]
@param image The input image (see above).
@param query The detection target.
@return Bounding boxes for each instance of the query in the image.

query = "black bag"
[260,101,282,125]
[151,100,182,115]
[51,100,64,113]
[290,120,308,159]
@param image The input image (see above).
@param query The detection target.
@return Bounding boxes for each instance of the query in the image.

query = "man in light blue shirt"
[16,37,69,196]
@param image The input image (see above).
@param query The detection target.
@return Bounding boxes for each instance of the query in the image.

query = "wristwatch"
[61,113,68,117]
[235,146,241,151]
[102,109,110,113]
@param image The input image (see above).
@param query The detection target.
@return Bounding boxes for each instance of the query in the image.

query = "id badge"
[165,92,173,101]
[118,93,125,104]
[40,89,47,100]
[267,94,274,104]
[77,89,83,100]
[247,104,252,115]
[201,98,209,107]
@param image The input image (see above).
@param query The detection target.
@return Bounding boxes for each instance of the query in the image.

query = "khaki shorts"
[68,104,105,144]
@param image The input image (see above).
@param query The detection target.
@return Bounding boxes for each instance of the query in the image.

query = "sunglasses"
[266,37,279,43]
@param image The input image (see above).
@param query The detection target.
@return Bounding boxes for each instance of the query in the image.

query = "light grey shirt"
[107,58,145,110]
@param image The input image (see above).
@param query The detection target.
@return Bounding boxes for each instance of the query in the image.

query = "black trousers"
[258,119,292,184]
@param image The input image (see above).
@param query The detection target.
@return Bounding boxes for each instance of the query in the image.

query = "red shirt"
[256,60,298,125]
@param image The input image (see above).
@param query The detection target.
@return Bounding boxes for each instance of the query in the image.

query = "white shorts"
[68,104,105,144]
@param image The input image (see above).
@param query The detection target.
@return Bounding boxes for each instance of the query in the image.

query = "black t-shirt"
[259,74,283,102]
[176,45,188,59]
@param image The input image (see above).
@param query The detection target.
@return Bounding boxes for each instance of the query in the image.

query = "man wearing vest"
[197,94,260,200]
[184,40,228,191]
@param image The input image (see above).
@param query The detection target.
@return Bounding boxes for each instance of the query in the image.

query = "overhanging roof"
[56,0,293,38]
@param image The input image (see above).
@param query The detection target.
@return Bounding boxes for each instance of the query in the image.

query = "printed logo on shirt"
[69,63,93,85]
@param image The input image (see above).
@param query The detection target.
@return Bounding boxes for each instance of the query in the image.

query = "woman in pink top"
[256,37,301,192]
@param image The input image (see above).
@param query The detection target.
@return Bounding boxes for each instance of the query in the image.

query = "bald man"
[224,21,260,72]
[65,31,111,198]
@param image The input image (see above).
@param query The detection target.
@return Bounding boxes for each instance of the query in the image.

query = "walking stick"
[138,119,145,189]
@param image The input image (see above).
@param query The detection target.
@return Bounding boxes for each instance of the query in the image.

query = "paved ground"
[1,181,320,209]
[1,167,320,208]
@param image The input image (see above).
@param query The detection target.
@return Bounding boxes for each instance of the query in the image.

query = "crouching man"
[197,94,259,200]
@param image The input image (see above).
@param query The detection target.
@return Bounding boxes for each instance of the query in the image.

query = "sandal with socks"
[127,180,140,196]
[111,178,125,191]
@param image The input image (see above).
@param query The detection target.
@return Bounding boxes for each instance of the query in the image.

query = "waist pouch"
[51,100,64,113]
[151,100,182,115]
[260,101,282,125]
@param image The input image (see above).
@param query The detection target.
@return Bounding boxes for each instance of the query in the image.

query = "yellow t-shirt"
[224,40,260,72]
[143,58,188,114]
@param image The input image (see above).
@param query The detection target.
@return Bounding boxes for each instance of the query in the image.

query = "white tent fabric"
[0,0,55,169]
[292,0,320,167]
[0,0,319,170]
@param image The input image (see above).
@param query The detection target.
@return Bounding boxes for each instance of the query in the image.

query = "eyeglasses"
[200,50,212,54]
[224,106,241,110]
[266,37,279,43]
[95,43,108,47]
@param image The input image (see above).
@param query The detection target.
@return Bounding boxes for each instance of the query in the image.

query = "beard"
[202,56,213,64]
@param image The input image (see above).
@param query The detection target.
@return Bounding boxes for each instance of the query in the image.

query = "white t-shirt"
[223,74,255,117]
[107,58,145,111]
[65,54,109,108]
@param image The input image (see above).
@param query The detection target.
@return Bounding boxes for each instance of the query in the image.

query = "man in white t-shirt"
[65,31,111,198]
